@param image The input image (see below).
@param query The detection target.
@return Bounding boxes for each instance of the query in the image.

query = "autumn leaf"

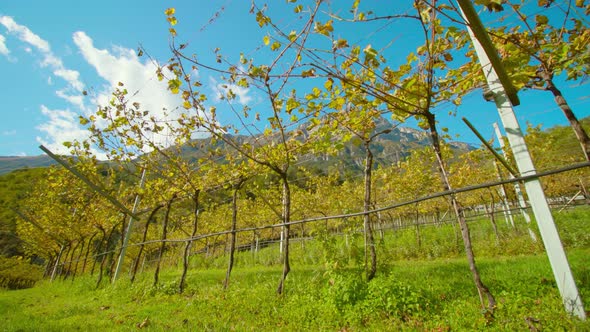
[301,68,316,78]
[167,16,178,26]
[333,39,349,50]
[324,77,334,90]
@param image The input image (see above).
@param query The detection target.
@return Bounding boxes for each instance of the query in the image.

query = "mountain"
[0,156,58,175]
[0,118,473,176]
[175,116,474,175]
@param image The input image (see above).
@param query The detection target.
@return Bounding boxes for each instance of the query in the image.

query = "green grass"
[1,208,590,331]
[1,250,589,331]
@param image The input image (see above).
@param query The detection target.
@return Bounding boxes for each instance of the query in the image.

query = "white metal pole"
[494,123,538,241]
[50,244,66,282]
[112,168,147,282]
[493,160,515,227]
[458,1,585,319]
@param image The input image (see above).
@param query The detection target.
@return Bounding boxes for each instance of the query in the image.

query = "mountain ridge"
[0,118,474,175]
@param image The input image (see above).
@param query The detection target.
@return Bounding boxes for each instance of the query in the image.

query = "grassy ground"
[1,208,590,331]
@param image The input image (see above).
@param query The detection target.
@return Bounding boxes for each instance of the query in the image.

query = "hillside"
[0,156,57,175]
[0,168,48,256]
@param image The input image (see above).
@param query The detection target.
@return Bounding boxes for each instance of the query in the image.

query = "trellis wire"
[114,161,590,248]
[39,161,590,277]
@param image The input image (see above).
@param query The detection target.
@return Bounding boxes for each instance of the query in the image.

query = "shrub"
[0,256,43,289]
[363,273,431,320]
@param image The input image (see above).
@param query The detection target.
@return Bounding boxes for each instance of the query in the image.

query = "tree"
[162,2,328,294]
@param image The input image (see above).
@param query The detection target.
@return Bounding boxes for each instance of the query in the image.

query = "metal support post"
[112,168,147,282]
[457,0,585,319]
[494,123,537,241]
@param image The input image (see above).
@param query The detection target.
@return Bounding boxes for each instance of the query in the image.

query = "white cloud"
[2,129,16,136]
[2,17,208,159]
[0,16,91,156]
[210,76,252,106]
[0,16,49,52]
[0,34,9,56]
[36,105,91,154]
[0,16,84,92]
[56,89,85,110]
[73,31,200,151]
[54,68,83,91]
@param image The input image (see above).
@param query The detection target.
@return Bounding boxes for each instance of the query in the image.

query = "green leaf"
[535,14,548,25]
[237,78,249,88]
[363,44,378,61]
[271,41,281,51]
[286,98,300,113]
[168,78,181,94]
[256,11,270,27]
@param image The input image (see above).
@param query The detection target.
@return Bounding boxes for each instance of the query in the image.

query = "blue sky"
[0,1,588,157]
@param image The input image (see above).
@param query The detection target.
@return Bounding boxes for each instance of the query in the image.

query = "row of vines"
[10,0,590,318]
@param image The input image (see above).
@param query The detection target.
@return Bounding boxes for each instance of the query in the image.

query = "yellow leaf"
[183,101,191,109]
[263,35,270,46]
[164,8,175,16]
